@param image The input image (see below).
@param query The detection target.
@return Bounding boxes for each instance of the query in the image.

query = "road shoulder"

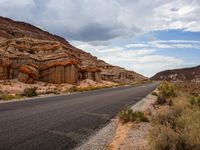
[74,90,158,150]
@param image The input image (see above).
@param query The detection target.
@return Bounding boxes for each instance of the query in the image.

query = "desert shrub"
[119,108,149,123]
[152,103,185,130]
[22,87,38,97]
[149,100,200,150]
[149,124,179,150]
[175,108,200,150]
[134,111,149,122]
[68,86,91,92]
[68,86,76,93]
[156,82,176,105]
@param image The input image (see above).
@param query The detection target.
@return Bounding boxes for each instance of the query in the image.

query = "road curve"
[0,82,159,150]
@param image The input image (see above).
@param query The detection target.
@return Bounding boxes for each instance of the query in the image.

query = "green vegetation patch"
[156,82,177,105]
[22,87,38,97]
[0,94,22,101]
[119,108,149,123]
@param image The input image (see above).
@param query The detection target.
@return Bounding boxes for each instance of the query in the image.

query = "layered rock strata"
[0,16,146,84]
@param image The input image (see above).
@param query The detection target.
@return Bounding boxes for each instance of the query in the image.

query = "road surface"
[0,83,158,150]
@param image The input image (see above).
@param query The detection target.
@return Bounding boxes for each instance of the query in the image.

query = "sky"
[0,0,200,77]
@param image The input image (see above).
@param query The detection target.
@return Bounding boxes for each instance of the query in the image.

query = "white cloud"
[72,41,186,77]
[126,44,149,48]
[0,0,200,41]
[126,40,200,49]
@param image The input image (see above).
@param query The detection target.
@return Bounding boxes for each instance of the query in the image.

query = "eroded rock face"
[0,38,103,84]
[0,16,147,84]
[40,64,78,84]
[18,64,39,83]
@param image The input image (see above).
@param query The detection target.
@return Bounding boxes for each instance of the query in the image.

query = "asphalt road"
[0,82,159,150]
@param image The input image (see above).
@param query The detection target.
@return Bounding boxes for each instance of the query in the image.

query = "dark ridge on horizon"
[151,65,200,82]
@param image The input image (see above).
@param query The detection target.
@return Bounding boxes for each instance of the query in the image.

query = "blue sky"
[0,0,200,77]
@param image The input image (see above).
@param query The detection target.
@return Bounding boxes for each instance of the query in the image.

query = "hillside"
[0,16,146,84]
[151,65,200,82]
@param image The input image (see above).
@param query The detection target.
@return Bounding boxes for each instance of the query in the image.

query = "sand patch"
[107,91,158,150]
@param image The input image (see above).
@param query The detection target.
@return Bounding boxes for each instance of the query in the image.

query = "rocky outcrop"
[0,38,103,84]
[0,16,146,84]
[18,64,39,83]
[151,65,200,83]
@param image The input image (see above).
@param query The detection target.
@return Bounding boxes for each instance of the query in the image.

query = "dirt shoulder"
[107,92,158,150]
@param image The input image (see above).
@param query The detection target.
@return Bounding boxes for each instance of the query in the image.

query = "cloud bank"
[0,0,200,42]
[72,40,193,77]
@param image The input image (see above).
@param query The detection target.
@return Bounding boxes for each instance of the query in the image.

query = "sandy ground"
[119,123,151,150]
[108,121,134,150]
[77,79,117,88]
[0,79,117,95]
[107,91,158,150]
[0,79,73,95]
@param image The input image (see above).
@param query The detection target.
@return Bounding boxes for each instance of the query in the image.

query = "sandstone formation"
[0,16,146,84]
[151,65,200,82]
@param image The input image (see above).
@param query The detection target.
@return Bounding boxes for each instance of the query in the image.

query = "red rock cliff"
[0,16,147,84]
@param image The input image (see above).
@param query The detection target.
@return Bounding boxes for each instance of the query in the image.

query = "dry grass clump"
[68,85,112,93]
[119,108,149,123]
[0,94,22,101]
[149,91,200,150]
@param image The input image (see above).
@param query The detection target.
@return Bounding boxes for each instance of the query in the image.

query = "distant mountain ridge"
[0,16,146,84]
[151,65,200,82]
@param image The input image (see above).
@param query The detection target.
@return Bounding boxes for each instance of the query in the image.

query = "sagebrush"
[149,93,200,150]
[156,82,176,105]
[119,108,149,123]
[22,87,38,97]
